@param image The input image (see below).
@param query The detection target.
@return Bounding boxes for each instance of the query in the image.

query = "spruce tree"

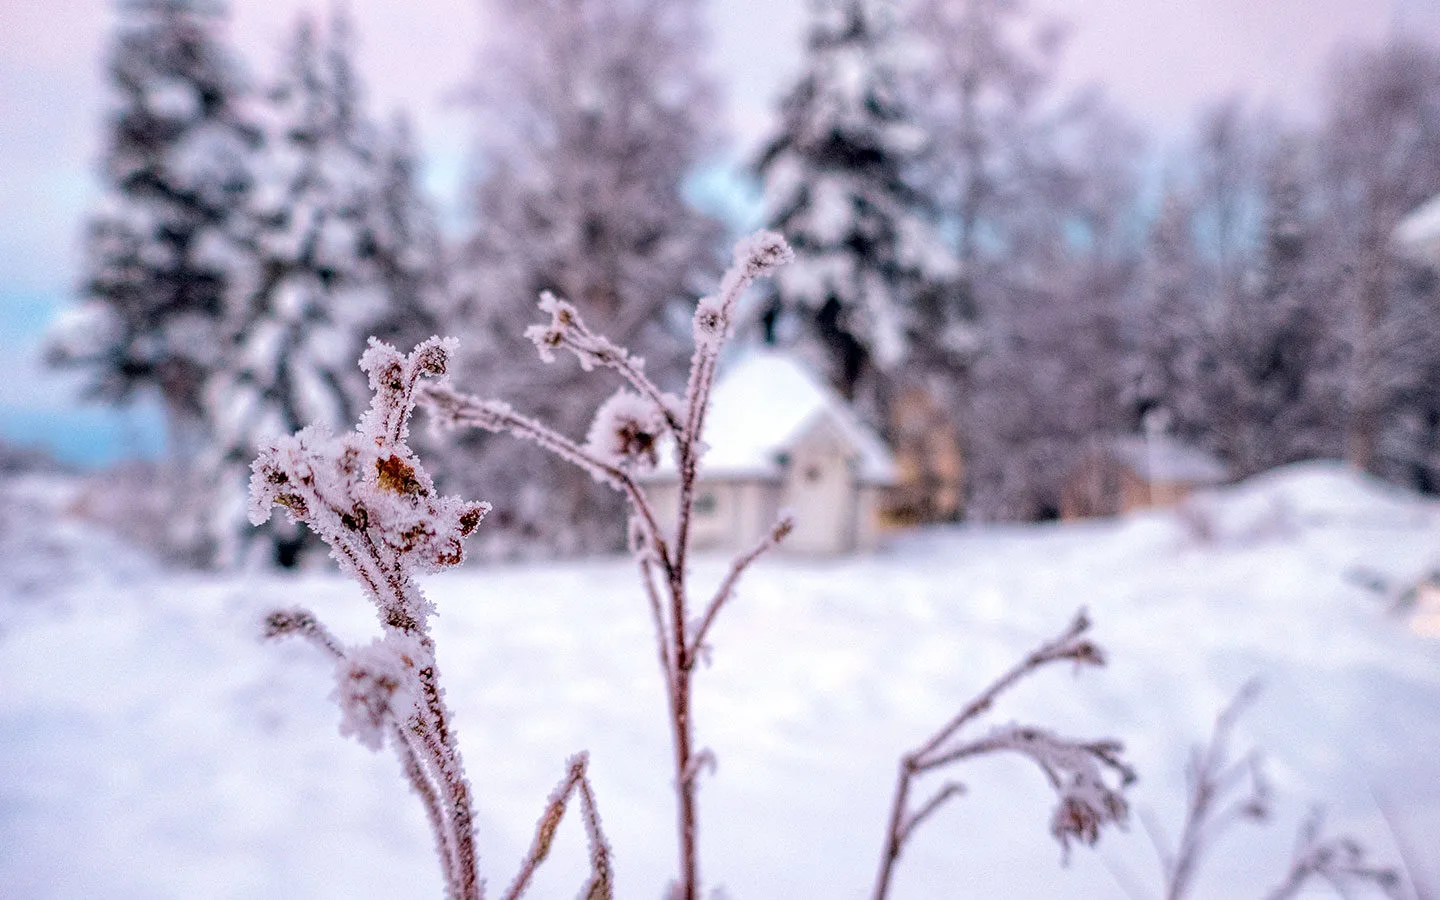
[49,0,257,453]
[755,0,953,415]
[1201,139,1344,477]
[208,11,445,565]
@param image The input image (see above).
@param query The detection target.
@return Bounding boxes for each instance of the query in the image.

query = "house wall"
[782,419,861,554]
[642,416,890,555]
[641,478,781,553]
[855,485,885,550]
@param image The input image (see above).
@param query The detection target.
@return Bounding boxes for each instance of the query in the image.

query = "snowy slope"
[1,461,1437,899]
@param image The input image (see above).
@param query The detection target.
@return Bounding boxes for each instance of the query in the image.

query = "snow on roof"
[1394,193,1440,262]
[647,349,897,485]
[1108,434,1228,485]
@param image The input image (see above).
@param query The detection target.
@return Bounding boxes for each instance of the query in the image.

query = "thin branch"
[526,291,686,439]
[873,611,1131,900]
[639,552,677,691]
[576,761,614,900]
[1164,680,1269,900]
[1264,808,1403,900]
[684,513,793,669]
[899,782,966,845]
[396,724,459,897]
[262,607,346,659]
[912,609,1102,766]
[1373,789,1433,900]
[503,753,611,900]
[1142,806,1176,878]
[420,383,673,573]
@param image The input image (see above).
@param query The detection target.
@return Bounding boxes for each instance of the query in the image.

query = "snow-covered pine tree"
[1199,137,1345,477]
[1318,39,1440,479]
[1131,191,1206,439]
[754,0,954,417]
[366,113,451,354]
[453,0,723,553]
[47,0,257,454]
[208,10,445,566]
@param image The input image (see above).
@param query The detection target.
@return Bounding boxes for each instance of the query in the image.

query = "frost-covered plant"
[1141,681,1402,900]
[423,232,1138,900]
[872,609,1136,900]
[251,338,487,899]
[422,232,795,900]
[251,337,611,900]
[1265,809,1402,900]
[1150,680,1272,900]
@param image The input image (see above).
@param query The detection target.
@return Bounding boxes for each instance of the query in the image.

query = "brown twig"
[423,233,791,900]
[1264,808,1402,900]
[685,513,793,670]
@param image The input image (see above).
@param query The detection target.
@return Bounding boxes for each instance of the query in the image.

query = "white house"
[642,350,897,554]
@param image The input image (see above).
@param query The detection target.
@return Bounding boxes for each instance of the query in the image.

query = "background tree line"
[51,0,1440,563]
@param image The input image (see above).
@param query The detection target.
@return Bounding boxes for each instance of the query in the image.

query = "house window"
[695,492,718,516]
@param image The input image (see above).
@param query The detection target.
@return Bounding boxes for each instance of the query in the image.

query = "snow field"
[1,461,1437,898]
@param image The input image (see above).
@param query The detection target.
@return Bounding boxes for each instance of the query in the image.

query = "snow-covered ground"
[1,461,1437,899]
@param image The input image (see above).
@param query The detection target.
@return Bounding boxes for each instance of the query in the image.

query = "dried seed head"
[734,229,794,278]
[585,390,666,471]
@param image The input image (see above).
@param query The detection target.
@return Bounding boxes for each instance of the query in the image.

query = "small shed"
[1061,435,1228,520]
[642,350,897,554]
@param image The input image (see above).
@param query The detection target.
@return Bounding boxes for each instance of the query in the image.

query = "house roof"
[1108,434,1228,485]
[1395,194,1440,263]
[646,349,897,485]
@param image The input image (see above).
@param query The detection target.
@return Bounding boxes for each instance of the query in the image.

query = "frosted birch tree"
[453,0,723,552]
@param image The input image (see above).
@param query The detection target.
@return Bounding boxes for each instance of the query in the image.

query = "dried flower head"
[733,229,794,278]
[585,390,666,471]
[251,341,490,626]
[524,292,578,364]
[1051,774,1130,856]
